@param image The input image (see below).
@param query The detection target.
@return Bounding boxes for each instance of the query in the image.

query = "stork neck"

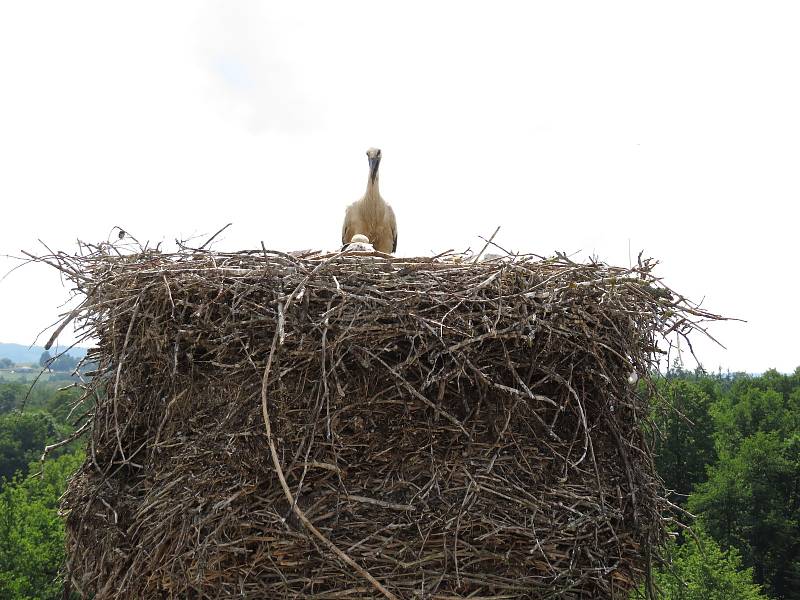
[365,174,380,203]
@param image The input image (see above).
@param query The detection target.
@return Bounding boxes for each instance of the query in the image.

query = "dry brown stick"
[361,347,469,436]
[473,225,501,264]
[38,420,91,474]
[198,222,233,250]
[20,250,87,281]
[260,319,399,600]
[111,300,140,463]
[44,304,84,350]
[345,494,415,512]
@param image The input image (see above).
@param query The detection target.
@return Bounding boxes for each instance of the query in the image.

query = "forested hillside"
[636,366,800,599]
[0,378,85,598]
[0,344,87,367]
[1,368,798,599]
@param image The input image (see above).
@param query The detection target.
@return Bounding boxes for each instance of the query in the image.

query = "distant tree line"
[38,351,83,373]
[0,352,87,373]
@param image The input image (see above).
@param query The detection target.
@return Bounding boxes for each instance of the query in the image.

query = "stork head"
[366,147,381,182]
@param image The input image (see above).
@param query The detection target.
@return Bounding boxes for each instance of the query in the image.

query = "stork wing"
[341,206,353,247]
[388,204,398,253]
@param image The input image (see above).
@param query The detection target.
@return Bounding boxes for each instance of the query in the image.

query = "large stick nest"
[41,244,724,599]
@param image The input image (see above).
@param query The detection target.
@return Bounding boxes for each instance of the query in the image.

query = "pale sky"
[1,1,798,373]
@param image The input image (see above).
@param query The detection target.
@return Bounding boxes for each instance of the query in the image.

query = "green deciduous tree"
[639,527,768,600]
[50,354,78,373]
[690,431,800,598]
[0,384,27,414]
[43,387,84,425]
[687,368,800,598]
[1,382,84,418]
[0,450,83,599]
[0,413,63,483]
[652,380,718,502]
[38,352,51,369]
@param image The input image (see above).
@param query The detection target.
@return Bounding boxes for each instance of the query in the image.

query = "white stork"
[341,148,397,254]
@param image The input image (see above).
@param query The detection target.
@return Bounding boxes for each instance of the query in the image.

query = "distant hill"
[0,342,88,365]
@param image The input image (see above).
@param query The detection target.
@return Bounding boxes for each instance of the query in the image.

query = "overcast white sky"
[1,1,798,373]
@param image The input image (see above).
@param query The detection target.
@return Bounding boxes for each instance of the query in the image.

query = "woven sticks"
[39,244,725,599]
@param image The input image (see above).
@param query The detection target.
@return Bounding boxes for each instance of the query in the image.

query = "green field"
[0,370,76,383]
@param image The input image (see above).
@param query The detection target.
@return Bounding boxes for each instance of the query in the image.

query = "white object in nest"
[345,234,375,252]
